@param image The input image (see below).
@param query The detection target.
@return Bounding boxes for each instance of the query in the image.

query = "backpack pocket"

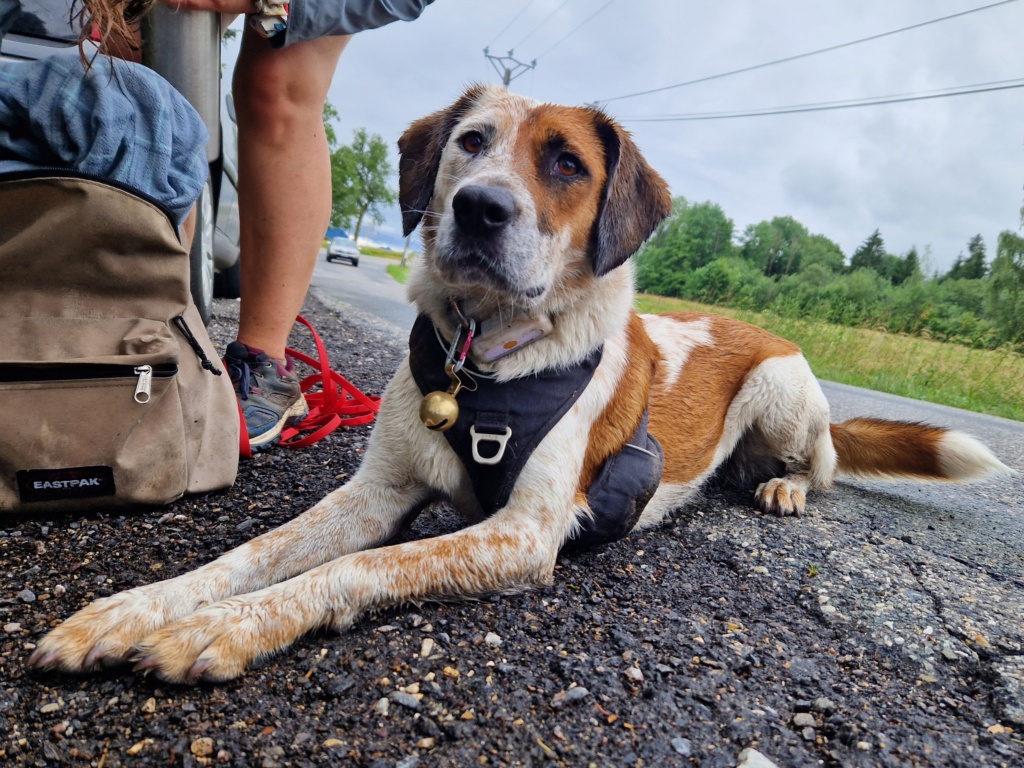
[0,318,189,511]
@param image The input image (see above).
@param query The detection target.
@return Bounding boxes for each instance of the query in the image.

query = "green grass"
[636,294,1024,422]
[387,264,411,284]
[361,246,411,260]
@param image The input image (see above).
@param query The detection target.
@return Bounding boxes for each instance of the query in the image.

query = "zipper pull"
[134,365,153,403]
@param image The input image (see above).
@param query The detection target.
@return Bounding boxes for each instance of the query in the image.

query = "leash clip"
[470,425,513,465]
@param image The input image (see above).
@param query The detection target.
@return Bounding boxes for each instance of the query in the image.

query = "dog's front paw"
[754,478,806,517]
[130,592,332,683]
[28,588,178,673]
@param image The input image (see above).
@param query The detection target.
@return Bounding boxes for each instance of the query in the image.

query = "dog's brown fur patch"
[649,313,801,485]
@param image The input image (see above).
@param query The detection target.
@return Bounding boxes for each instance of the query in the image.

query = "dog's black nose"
[452,185,516,237]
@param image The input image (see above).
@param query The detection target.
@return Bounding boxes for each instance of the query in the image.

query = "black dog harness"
[408,315,663,548]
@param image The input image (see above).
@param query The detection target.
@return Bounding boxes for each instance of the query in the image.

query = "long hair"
[72,0,153,56]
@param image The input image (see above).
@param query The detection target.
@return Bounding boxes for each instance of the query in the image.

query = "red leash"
[237,315,381,458]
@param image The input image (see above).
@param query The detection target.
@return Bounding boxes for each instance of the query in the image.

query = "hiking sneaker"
[225,341,309,450]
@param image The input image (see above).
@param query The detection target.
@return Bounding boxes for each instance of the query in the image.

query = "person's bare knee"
[232,32,350,145]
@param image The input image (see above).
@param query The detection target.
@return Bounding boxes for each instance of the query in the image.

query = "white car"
[326,237,360,267]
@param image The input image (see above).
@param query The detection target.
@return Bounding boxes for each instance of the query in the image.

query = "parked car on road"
[326,236,360,267]
[1,1,241,325]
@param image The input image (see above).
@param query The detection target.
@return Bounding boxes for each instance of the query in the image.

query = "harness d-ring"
[470,425,513,465]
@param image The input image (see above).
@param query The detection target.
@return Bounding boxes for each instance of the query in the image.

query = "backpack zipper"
[133,365,154,403]
[0,364,178,404]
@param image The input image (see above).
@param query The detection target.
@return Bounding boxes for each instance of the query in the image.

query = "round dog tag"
[420,391,459,432]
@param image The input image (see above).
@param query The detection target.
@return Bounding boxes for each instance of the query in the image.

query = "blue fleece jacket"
[0,56,208,225]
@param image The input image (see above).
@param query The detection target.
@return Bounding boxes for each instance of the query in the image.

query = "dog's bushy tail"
[830,417,1012,482]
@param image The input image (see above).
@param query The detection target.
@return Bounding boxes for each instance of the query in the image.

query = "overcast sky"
[232,0,1024,272]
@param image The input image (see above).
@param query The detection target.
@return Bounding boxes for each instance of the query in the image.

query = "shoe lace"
[227,356,254,401]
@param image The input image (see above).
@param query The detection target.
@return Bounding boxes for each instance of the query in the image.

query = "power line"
[535,0,619,61]
[623,77,1024,119]
[618,77,1024,122]
[598,0,1022,104]
[487,0,537,50]
[511,0,573,51]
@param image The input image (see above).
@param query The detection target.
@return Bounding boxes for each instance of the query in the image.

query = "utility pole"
[483,47,536,87]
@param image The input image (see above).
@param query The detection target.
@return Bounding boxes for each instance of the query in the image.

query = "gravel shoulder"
[2,294,1022,768]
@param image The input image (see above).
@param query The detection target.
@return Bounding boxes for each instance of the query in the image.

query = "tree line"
[634,196,1024,349]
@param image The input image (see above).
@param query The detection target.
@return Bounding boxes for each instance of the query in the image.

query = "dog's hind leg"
[731,354,836,517]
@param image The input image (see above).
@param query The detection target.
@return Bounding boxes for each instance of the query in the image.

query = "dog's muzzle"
[441,184,547,302]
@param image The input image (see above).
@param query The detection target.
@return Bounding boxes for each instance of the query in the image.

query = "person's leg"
[226,29,350,448]
[232,28,351,361]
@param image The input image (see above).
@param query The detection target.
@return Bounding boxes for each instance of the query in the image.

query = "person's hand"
[155,0,254,14]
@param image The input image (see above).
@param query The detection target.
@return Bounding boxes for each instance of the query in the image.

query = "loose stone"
[671,737,692,756]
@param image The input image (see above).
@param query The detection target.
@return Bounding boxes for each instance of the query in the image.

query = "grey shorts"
[286,0,435,46]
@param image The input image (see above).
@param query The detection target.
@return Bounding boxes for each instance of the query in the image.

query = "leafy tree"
[903,246,922,283]
[850,229,886,272]
[800,234,846,273]
[329,128,397,240]
[739,216,809,277]
[685,257,764,305]
[635,199,735,296]
[989,230,1024,344]
[322,102,341,151]
[877,247,922,286]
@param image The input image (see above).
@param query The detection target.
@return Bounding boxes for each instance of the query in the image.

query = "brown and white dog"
[30,85,1010,682]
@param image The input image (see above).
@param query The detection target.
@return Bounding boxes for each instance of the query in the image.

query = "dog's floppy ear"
[590,114,672,277]
[398,85,487,237]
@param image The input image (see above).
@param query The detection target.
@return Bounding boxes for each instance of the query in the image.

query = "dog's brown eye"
[460,131,484,154]
[555,153,581,177]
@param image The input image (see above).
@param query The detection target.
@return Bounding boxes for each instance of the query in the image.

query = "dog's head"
[399,85,671,317]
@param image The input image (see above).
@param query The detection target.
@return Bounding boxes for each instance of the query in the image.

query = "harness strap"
[569,409,664,550]
[408,315,664,549]
[409,314,601,514]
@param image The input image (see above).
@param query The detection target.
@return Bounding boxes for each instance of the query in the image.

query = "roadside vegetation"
[636,197,1024,353]
[358,245,404,260]
[386,264,410,284]
[633,195,1024,420]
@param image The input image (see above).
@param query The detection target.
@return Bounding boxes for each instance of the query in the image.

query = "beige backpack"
[0,173,238,512]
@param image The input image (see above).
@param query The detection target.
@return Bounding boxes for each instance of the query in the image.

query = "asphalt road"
[314,251,418,331]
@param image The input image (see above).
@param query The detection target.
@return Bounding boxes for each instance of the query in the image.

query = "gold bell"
[420,390,459,432]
